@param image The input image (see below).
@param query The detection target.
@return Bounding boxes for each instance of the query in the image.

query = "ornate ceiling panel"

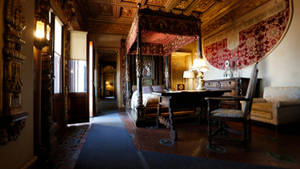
[78,0,281,43]
[194,0,215,12]
[120,7,136,18]
[88,2,114,17]
[175,0,194,10]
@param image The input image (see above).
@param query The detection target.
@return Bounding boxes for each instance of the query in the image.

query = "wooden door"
[67,31,90,124]
[68,93,89,123]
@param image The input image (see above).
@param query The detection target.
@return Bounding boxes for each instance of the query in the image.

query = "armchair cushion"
[212,109,243,118]
[249,87,300,125]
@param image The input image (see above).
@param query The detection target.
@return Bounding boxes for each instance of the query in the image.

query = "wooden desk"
[153,89,230,143]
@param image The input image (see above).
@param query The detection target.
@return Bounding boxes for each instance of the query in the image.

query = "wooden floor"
[121,111,300,169]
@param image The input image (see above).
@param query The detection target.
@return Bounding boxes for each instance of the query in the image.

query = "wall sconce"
[34,19,51,49]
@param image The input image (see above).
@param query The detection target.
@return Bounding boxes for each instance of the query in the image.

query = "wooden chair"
[205,63,259,148]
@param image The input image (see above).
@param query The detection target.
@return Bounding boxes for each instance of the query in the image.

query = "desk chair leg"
[248,120,252,143]
[207,101,212,147]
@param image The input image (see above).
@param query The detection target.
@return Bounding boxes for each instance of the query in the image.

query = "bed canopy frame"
[125,4,202,121]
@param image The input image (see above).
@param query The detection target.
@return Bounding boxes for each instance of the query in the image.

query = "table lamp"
[192,58,209,90]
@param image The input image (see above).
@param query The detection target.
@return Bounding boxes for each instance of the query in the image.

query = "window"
[69,60,87,92]
[54,16,63,94]
[70,31,88,93]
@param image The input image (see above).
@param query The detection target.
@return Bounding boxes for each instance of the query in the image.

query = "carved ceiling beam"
[88,22,131,35]
[118,2,138,7]
[88,17,133,24]
[184,0,202,16]
[165,0,181,12]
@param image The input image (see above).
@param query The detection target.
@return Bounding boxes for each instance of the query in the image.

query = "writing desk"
[153,89,230,143]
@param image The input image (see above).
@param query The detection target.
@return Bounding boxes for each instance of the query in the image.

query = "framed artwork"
[143,56,155,79]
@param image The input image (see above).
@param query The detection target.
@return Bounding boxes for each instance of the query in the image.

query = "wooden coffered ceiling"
[76,0,270,38]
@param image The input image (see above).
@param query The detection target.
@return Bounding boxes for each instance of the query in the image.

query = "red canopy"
[126,8,201,56]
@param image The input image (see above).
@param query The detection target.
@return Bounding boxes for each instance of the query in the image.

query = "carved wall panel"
[0,0,28,145]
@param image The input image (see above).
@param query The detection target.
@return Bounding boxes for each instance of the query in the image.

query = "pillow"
[152,85,164,92]
[142,86,153,93]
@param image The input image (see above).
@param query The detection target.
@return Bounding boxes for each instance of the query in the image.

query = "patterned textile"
[212,109,244,118]
[143,86,153,93]
[204,0,290,69]
[152,85,164,92]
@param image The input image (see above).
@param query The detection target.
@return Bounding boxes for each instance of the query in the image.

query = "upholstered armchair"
[242,87,300,126]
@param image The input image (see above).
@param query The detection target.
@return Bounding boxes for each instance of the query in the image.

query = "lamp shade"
[183,70,195,78]
[192,58,209,72]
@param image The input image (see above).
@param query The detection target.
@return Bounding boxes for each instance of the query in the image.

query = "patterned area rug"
[51,125,90,169]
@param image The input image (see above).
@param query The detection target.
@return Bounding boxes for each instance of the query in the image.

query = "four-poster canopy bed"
[125,4,202,125]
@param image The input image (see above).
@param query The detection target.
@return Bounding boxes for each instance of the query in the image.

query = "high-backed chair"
[205,63,259,148]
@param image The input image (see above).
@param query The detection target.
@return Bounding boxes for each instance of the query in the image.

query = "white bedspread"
[131,90,159,109]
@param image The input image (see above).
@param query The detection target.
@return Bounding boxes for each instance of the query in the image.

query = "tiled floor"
[120,111,300,169]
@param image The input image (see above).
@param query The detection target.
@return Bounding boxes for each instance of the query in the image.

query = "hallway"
[65,109,293,169]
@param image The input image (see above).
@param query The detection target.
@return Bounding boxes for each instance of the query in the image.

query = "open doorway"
[103,65,116,100]
[95,50,118,113]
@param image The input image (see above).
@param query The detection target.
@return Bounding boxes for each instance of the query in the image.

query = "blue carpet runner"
[74,112,282,169]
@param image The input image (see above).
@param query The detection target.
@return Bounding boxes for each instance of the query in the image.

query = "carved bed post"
[135,3,144,122]
[197,20,202,59]
[164,55,170,90]
[126,53,132,109]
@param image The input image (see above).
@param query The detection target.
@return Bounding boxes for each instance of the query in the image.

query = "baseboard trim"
[20,156,38,169]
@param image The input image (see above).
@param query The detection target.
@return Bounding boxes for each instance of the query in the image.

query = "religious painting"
[203,0,292,70]
[143,56,154,78]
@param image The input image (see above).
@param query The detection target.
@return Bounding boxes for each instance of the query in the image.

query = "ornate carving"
[120,7,135,18]
[89,2,113,17]
[126,8,201,54]
[120,39,127,107]
[138,8,200,36]
[175,0,194,10]
[0,113,28,145]
[1,0,28,145]
[194,0,215,12]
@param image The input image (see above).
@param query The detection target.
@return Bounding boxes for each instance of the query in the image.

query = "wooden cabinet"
[204,78,260,108]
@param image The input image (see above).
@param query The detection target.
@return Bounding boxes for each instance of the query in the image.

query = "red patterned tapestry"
[204,0,290,70]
